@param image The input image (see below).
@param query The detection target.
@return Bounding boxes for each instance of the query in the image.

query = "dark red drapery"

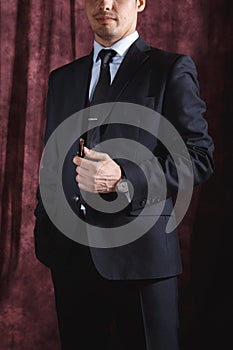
[1,1,232,349]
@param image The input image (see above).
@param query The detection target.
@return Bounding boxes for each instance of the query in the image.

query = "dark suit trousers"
[51,247,180,350]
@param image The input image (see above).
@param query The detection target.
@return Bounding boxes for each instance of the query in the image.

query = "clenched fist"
[73,147,121,193]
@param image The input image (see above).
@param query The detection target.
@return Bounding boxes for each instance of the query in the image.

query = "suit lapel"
[65,38,151,123]
[88,37,152,128]
[108,37,151,102]
[75,51,93,112]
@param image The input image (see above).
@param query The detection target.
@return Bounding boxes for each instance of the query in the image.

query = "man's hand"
[73,147,121,193]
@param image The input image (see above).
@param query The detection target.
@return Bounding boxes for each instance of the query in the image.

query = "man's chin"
[95,29,119,45]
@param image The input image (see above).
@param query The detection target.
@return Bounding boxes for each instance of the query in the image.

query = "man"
[34,0,214,349]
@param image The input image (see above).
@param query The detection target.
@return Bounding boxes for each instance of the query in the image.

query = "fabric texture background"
[0,1,232,349]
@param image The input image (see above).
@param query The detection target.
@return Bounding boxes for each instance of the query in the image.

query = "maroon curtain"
[0,1,232,349]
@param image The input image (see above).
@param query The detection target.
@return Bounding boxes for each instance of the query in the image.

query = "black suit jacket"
[34,37,214,279]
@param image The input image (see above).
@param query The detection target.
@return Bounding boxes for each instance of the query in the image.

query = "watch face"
[117,180,128,193]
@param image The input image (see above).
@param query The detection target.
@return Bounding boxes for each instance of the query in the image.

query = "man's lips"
[94,13,117,22]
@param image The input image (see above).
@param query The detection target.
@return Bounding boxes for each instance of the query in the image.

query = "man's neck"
[93,31,139,62]
[94,30,137,48]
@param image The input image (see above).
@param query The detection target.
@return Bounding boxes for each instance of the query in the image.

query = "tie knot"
[98,49,116,65]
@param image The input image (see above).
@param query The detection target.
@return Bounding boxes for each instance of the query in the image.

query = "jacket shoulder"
[148,45,197,71]
[148,46,186,68]
[136,37,193,74]
[49,53,92,79]
[143,44,198,85]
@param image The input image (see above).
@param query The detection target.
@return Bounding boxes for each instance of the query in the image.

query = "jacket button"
[140,199,146,207]
[72,195,79,202]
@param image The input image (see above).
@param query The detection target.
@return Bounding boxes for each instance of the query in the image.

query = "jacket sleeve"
[120,55,214,212]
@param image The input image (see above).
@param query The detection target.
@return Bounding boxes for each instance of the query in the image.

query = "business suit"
[34,37,214,349]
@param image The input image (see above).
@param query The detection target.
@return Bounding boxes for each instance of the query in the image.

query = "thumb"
[84,147,110,161]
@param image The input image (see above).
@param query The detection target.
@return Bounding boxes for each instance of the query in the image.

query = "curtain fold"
[0,0,30,295]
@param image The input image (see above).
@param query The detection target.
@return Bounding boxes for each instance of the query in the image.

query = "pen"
[78,138,85,158]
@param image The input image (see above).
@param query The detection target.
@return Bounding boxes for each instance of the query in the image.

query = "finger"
[73,156,96,171]
[73,156,82,165]
[76,172,92,188]
[76,172,111,193]
[77,175,98,193]
[84,147,110,161]
[76,172,110,194]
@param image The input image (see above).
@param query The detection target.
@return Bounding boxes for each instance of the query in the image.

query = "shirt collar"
[93,31,139,63]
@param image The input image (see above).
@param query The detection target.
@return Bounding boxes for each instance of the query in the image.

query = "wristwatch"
[116,178,129,193]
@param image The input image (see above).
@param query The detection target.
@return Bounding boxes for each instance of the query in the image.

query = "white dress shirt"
[89,31,139,100]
